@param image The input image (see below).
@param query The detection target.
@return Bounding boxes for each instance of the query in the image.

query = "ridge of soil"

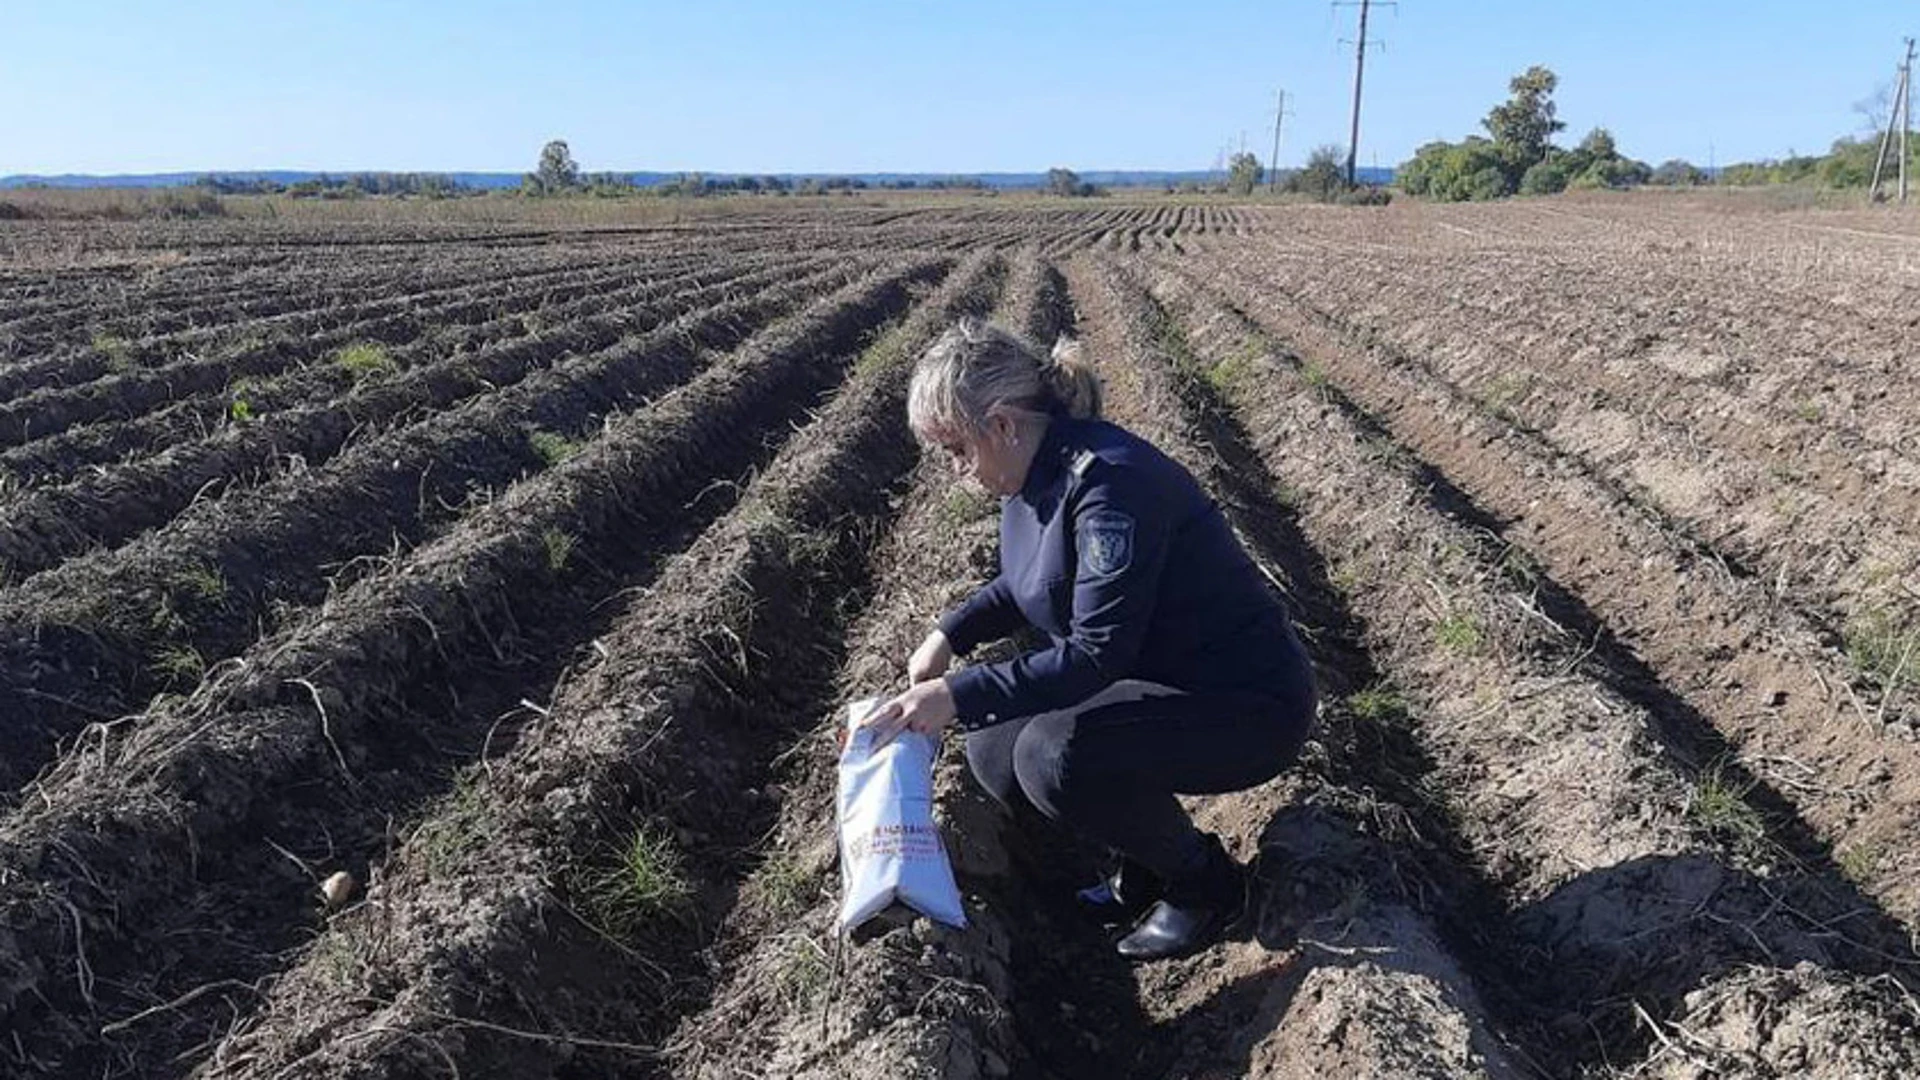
[187,252,1004,1080]
[0,258,946,1077]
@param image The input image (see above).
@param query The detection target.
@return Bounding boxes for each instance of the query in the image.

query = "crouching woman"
[860,318,1318,962]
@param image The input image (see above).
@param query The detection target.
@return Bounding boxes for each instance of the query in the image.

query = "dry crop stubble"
[1202,241,1920,940]
[1057,252,1529,1079]
[193,252,1003,1080]
[1138,253,1920,1074]
[0,258,869,791]
[0,259,943,1077]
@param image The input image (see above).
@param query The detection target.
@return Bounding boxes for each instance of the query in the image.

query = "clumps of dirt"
[0,259,947,1078]
[1048,251,1536,1077]
[1635,962,1920,1080]
[1155,807,1530,1080]
[667,257,1048,1078]
[669,757,1024,1080]
[183,254,1009,1080]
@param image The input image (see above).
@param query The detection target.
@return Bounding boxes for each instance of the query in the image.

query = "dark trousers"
[963,678,1316,884]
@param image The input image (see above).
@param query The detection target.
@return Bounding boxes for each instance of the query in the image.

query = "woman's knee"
[1011,714,1084,817]
[964,724,1023,809]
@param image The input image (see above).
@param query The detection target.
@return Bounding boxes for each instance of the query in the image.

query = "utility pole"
[1903,37,1914,204]
[1269,89,1290,193]
[1871,38,1915,204]
[1336,1,1394,188]
[1346,0,1371,187]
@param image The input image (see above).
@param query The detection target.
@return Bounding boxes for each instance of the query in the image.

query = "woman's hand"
[907,629,955,684]
[860,678,957,749]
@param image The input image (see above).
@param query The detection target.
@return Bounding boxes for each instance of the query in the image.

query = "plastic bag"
[836,697,967,933]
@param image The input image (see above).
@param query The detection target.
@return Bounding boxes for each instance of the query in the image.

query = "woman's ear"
[984,409,1015,447]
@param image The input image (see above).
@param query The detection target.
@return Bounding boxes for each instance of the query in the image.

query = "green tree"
[1225,152,1263,195]
[1045,167,1097,197]
[1519,157,1574,195]
[532,139,581,195]
[1483,66,1566,187]
[1575,127,1617,163]
[1285,145,1349,201]
[1649,159,1706,187]
[1819,137,1878,188]
[1399,138,1508,201]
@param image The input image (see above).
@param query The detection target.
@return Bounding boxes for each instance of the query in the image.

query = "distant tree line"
[522,139,993,198]
[1397,64,1920,201]
[192,173,472,199]
[1717,136,1919,189]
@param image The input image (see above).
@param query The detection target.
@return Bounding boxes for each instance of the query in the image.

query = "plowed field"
[3,195,1919,1079]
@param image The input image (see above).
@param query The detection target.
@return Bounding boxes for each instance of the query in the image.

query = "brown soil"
[7,198,1920,1080]
[184,253,1004,1080]
[1134,255,1920,1071]
[0,259,870,791]
[0,257,799,574]
[1195,243,1920,936]
[0,259,944,1076]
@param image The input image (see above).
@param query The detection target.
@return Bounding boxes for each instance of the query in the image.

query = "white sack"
[836,697,967,933]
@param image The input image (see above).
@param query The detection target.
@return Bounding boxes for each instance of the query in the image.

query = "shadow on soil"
[1271,319,1920,1067]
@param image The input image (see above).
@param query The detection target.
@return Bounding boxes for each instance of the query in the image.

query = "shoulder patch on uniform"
[1067,449,1098,478]
[1078,510,1135,577]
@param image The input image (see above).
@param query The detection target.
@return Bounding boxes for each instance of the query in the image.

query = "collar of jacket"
[1018,413,1078,503]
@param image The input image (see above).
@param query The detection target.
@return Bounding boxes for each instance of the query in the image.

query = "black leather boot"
[1114,835,1246,963]
[1075,856,1164,927]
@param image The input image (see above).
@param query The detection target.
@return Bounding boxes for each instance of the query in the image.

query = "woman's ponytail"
[1042,336,1102,420]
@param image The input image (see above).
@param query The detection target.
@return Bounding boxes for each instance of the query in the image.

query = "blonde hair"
[907,317,1102,442]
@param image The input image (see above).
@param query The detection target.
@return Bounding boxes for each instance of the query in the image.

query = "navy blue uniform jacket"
[938,416,1312,730]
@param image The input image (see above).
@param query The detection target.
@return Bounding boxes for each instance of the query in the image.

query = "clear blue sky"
[4,1,1913,176]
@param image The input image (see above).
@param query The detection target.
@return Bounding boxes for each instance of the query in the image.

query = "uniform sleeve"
[945,463,1170,728]
[936,574,1024,656]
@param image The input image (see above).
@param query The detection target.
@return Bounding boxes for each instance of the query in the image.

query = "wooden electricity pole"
[1903,37,1915,204]
[1346,0,1372,187]
[1269,89,1289,192]
[1871,38,1915,204]
[1336,1,1393,188]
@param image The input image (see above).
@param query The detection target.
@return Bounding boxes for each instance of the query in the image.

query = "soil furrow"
[665,250,1066,1079]
[0,254,652,400]
[0,256,820,579]
[1059,253,1529,1079]
[0,249,633,395]
[0,253,706,448]
[175,253,1001,1080]
[1276,249,1920,722]
[1195,251,1920,945]
[0,256,746,489]
[1140,257,1920,1073]
[0,258,870,795]
[0,256,951,1079]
